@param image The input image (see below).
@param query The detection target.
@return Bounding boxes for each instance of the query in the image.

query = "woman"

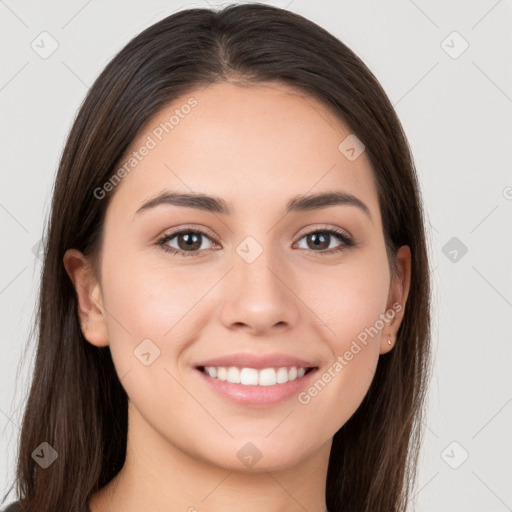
[2,3,432,511]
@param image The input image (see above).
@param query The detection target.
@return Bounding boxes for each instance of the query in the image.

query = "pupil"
[181,232,200,250]
[310,232,328,250]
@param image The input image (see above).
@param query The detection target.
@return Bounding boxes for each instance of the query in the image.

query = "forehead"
[107,80,380,222]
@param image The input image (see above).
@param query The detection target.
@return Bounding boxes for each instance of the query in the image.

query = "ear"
[63,248,109,347]
[380,245,411,354]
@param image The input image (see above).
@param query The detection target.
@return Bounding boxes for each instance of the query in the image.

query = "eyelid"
[156,223,219,242]
[294,223,353,241]
[157,223,352,243]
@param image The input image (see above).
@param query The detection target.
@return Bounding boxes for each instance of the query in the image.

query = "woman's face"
[66,80,410,472]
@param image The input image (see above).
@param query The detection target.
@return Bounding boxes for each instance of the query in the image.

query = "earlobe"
[380,332,394,355]
[63,249,110,347]
[380,245,411,354]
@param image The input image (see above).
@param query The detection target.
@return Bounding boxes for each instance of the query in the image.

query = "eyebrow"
[135,190,373,222]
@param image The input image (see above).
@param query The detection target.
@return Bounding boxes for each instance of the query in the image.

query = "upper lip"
[194,353,319,370]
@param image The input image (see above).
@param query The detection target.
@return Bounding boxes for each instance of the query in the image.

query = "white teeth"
[240,368,259,385]
[276,367,289,384]
[226,367,240,384]
[202,366,310,386]
[259,368,277,386]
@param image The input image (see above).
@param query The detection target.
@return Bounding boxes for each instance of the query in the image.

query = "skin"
[64,80,411,512]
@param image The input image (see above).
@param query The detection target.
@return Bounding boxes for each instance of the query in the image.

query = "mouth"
[195,365,317,386]
[193,364,319,407]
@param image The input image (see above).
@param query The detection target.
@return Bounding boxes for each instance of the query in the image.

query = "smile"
[198,365,315,386]
[195,365,319,407]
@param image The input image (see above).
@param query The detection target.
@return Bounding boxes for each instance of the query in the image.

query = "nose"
[218,246,301,336]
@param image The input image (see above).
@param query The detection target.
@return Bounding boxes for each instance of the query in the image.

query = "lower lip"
[194,367,319,407]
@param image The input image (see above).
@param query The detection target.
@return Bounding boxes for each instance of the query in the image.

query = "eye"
[157,225,354,257]
[294,226,354,255]
[157,228,217,257]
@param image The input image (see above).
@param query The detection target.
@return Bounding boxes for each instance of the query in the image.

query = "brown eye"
[174,231,202,251]
[305,232,331,250]
[158,229,215,256]
[157,226,354,258]
[295,229,353,254]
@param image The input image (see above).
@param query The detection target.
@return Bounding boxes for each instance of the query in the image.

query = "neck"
[89,401,331,512]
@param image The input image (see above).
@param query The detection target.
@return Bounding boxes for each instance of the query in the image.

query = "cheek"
[296,249,390,411]
[99,249,219,387]
[306,251,390,351]
[99,259,203,415]
[101,245,207,338]
[295,271,388,431]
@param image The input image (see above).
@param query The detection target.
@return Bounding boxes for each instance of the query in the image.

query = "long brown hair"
[3,3,432,511]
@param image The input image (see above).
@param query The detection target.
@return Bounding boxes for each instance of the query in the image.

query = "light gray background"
[1,1,511,511]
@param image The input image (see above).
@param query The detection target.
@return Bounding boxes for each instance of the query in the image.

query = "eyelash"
[156,225,355,258]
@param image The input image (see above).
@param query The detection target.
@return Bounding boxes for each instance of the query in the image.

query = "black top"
[2,503,23,512]
[2,501,90,512]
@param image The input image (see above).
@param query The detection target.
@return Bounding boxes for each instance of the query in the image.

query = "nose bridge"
[219,231,299,332]
[234,232,285,298]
